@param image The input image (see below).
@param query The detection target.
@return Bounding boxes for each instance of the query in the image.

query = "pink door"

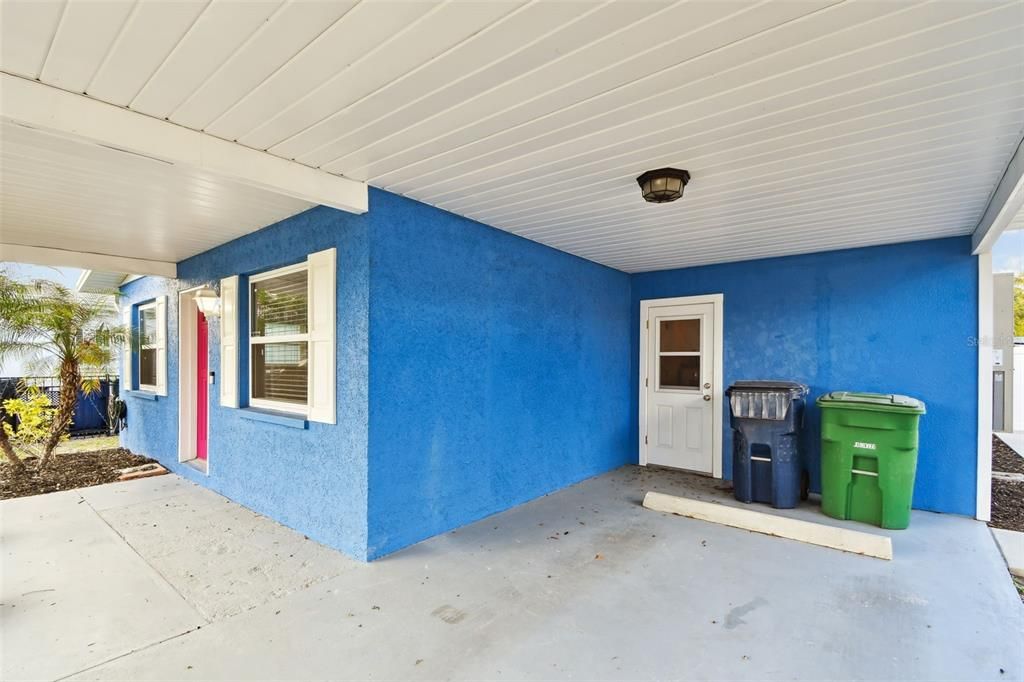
[196,309,209,461]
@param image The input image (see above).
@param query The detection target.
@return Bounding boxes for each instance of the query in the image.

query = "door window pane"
[660,356,699,388]
[252,271,308,337]
[252,342,308,405]
[660,319,700,352]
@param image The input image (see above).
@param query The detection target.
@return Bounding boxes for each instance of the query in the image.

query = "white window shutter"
[154,295,168,396]
[122,306,132,392]
[307,248,336,424]
[220,276,239,408]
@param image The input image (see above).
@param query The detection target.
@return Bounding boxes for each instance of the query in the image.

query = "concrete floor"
[995,431,1024,457]
[2,467,1022,681]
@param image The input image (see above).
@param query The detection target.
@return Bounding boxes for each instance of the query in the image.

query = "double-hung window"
[221,247,334,423]
[249,264,309,413]
[138,302,160,390]
[129,296,166,395]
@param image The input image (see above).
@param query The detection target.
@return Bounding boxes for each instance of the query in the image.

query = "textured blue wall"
[120,206,371,559]
[364,190,633,559]
[120,190,633,561]
[120,185,978,560]
[630,237,979,516]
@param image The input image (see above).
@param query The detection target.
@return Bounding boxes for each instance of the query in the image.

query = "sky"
[0,263,84,377]
[0,262,82,289]
[993,229,1024,275]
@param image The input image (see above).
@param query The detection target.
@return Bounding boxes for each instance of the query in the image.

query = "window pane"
[139,306,157,345]
[252,271,308,337]
[139,348,157,387]
[660,356,699,388]
[660,319,700,352]
[252,342,308,405]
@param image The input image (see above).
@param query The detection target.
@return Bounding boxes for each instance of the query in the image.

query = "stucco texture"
[631,237,979,517]
[120,190,634,561]
[120,207,370,559]
[120,186,980,561]
[364,191,633,559]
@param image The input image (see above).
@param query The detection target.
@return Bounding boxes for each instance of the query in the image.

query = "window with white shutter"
[220,276,239,408]
[135,296,167,395]
[244,249,335,422]
[122,306,132,390]
[250,264,309,412]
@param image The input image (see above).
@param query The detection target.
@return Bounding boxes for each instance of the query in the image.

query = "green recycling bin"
[817,392,926,530]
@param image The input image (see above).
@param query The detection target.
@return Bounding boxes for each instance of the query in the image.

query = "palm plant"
[0,272,130,471]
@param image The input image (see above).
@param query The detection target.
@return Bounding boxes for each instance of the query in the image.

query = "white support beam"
[976,251,993,522]
[972,136,1024,254]
[0,243,177,279]
[0,73,368,215]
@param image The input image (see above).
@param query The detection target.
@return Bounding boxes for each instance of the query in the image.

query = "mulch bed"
[993,435,1024,474]
[990,436,1024,533]
[0,448,157,500]
[990,478,1024,533]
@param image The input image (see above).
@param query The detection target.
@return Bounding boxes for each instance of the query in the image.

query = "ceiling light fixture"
[637,168,691,203]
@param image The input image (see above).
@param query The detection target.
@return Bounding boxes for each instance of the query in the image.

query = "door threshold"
[644,462,715,477]
[184,458,208,475]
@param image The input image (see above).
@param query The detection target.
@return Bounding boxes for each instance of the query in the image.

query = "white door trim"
[640,294,724,478]
[177,286,209,474]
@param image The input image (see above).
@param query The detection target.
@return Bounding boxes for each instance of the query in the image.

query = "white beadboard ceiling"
[2,0,1023,273]
[0,119,313,262]
[1009,207,1024,233]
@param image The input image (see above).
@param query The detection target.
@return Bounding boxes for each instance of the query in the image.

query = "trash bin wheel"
[800,470,810,501]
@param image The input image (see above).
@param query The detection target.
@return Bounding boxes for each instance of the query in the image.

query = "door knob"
[703,382,711,389]
[703,394,711,401]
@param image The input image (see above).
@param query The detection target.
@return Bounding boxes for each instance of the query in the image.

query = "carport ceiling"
[0,120,313,264]
[3,0,1024,273]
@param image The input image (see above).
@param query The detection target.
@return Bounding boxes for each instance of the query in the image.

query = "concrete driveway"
[2,467,1022,681]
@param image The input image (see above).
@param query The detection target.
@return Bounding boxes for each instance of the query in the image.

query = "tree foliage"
[0,272,130,472]
[3,388,63,461]
[1015,275,1024,337]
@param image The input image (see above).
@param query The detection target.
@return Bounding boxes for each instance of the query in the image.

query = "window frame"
[248,261,310,415]
[137,301,160,392]
[655,314,703,392]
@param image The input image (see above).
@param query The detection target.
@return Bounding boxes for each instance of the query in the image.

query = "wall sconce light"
[637,168,691,203]
[193,287,221,318]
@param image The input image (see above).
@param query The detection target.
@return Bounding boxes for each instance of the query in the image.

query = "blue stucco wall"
[364,190,633,559]
[630,237,979,516]
[120,206,371,559]
[119,183,979,561]
[119,189,633,561]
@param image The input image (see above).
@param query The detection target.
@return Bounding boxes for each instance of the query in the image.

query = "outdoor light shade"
[193,287,221,318]
[637,168,691,203]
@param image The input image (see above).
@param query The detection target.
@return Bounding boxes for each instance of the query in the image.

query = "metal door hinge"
[644,435,648,444]
[646,320,649,329]
[645,377,648,387]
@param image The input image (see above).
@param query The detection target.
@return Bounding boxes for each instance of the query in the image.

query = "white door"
[642,300,719,473]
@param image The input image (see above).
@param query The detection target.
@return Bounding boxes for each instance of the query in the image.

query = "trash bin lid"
[726,380,809,397]
[726,381,808,420]
[816,391,926,414]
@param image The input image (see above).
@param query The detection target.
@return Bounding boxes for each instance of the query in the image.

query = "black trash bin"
[726,380,809,509]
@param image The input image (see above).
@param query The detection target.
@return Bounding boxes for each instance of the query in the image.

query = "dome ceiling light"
[637,168,691,203]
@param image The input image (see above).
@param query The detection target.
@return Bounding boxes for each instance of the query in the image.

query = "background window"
[138,303,158,389]
[250,268,308,409]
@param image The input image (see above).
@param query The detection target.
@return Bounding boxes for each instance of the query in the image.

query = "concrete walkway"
[995,431,1024,458]
[2,467,1022,681]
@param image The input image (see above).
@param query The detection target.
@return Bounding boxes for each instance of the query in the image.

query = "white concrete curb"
[991,527,1024,578]
[642,491,892,560]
